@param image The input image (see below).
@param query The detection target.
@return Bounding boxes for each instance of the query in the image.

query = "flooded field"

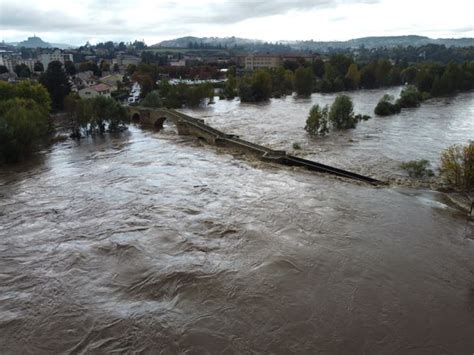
[1,89,473,354]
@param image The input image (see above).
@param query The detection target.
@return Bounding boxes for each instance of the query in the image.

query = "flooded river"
[1,89,473,354]
[181,88,474,179]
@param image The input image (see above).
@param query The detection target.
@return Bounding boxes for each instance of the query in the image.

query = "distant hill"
[17,36,52,48]
[15,36,73,49]
[154,35,474,51]
[153,36,262,48]
[291,36,474,51]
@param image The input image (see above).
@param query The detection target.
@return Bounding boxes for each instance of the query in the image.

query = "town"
[0,35,323,104]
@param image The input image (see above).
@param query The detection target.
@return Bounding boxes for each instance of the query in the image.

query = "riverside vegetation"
[305,95,370,136]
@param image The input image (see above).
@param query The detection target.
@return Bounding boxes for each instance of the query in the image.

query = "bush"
[440,143,474,191]
[400,160,435,178]
[292,142,302,150]
[374,94,401,116]
[329,95,358,130]
[305,104,329,136]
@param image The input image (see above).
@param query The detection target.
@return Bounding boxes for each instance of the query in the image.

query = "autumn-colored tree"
[345,63,361,90]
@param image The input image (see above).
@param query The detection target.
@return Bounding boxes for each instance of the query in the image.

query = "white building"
[0,52,37,73]
[39,49,74,70]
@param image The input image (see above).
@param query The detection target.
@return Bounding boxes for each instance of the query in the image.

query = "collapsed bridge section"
[128,106,384,186]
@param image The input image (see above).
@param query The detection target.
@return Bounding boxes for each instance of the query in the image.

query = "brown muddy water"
[1,89,474,354]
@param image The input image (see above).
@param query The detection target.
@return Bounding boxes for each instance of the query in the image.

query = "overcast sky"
[0,0,473,45]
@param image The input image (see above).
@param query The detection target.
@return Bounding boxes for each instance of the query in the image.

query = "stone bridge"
[127,106,384,186]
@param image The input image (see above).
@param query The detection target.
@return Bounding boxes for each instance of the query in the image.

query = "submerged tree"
[374,94,401,116]
[305,104,329,136]
[329,95,358,130]
[0,96,50,162]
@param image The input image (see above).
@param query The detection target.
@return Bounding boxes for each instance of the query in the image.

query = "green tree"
[0,65,8,74]
[14,64,31,78]
[79,61,101,76]
[64,61,76,76]
[251,70,272,101]
[239,70,272,102]
[283,70,295,94]
[374,59,392,87]
[39,61,71,111]
[141,90,163,108]
[305,104,329,136]
[34,62,44,72]
[400,66,418,84]
[100,60,111,72]
[14,80,52,113]
[294,67,313,96]
[329,54,353,78]
[0,98,50,162]
[329,95,357,129]
[312,58,325,78]
[223,74,237,99]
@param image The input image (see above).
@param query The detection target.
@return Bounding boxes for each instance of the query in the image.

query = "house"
[99,74,123,91]
[78,83,112,99]
[74,71,97,88]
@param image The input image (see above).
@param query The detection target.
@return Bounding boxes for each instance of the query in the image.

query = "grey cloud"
[0,0,385,44]
[182,0,380,24]
[0,2,186,37]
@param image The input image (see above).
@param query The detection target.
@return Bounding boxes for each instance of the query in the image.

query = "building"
[74,71,98,88]
[0,52,37,73]
[242,54,282,70]
[112,54,140,68]
[78,83,112,99]
[169,59,186,67]
[99,74,123,91]
[239,53,320,70]
[39,49,74,70]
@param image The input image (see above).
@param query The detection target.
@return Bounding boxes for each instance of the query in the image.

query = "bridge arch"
[128,107,186,133]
